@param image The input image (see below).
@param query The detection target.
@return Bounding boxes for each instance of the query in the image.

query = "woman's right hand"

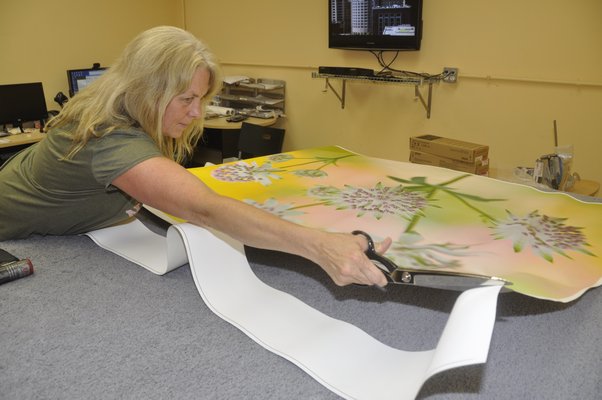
[308,230,391,287]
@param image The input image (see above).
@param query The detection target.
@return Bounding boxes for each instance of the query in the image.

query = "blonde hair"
[48,26,222,163]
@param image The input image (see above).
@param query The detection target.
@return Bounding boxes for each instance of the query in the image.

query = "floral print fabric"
[190,146,602,302]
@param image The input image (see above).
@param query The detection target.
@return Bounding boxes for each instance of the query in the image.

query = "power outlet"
[443,67,458,83]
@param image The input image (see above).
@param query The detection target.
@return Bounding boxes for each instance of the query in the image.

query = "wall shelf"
[218,78,286,117]
[311,72,436,118]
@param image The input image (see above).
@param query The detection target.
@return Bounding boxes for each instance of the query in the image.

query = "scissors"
[352,230,511,291]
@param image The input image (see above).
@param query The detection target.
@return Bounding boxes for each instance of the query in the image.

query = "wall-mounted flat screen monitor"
[0,82,48,128]
[329,0,423,51]
[67,67,107,97]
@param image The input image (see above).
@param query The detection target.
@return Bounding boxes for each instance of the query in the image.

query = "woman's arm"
[112,156,389,286]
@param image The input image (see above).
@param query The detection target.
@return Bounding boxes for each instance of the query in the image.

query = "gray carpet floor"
[1,233,601,399]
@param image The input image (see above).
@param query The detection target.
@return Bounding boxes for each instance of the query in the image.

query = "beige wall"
[0,0,184,109]
[2,0,601,188]
[186,0,602,188]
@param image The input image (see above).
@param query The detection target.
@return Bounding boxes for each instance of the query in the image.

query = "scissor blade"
[412,274,507,291]
[389,269,510,291]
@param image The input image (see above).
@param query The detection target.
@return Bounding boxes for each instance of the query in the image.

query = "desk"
[493,169,600,198]
[0,131,45,165]
[0,130,45,149]
[193,116,279,166]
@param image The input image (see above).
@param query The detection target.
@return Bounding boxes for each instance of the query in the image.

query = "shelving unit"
[311,72,437,118]
[217,78,285,117]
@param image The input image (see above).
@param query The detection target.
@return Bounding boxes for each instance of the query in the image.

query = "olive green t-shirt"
[0,126,163,240]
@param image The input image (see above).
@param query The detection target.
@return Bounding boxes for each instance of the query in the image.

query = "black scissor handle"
[352,230,397,282]
[352,230,376,253]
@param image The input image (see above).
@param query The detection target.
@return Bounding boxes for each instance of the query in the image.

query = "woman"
[0,26,389,287]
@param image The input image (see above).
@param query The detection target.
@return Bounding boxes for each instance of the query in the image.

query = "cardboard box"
[409,134,489,163]
[410,150,489,175]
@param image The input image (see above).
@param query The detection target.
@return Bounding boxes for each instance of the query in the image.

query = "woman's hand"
[310,231,392,287]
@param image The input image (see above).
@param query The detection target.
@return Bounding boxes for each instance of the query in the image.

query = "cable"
[370,50,442,80]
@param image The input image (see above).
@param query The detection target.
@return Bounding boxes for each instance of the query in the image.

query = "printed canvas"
[189,146,602,302]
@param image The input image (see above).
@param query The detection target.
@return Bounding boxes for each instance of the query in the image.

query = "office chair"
[237,122,285,159]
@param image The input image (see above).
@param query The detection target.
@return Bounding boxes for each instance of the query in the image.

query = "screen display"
[67,67,107,97]
[0,82,48,127]
[329,0,423,51]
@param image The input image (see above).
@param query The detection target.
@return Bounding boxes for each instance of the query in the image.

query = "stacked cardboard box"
[409,134,489,175]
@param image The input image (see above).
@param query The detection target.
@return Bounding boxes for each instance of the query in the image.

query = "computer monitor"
[0,82,48,130]
[67,67,107,97]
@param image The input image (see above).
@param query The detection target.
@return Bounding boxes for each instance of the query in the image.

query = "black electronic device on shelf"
[328,0,423,51]
[318,66,374,77]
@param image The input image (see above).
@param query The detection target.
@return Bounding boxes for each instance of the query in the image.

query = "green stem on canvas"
[288,201,330,210]
[279,154,356,170]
